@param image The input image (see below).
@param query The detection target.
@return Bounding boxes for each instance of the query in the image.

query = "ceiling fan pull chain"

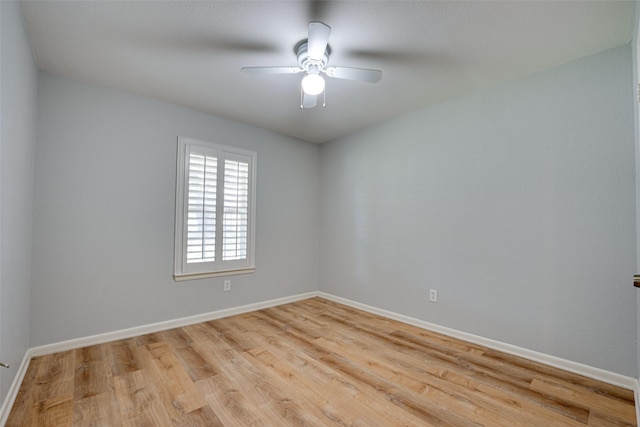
[322,87,326,108]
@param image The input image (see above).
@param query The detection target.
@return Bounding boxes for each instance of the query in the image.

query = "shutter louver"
[186,153,217,263]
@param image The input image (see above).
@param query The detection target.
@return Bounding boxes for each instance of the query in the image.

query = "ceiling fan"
[241,22,382,109]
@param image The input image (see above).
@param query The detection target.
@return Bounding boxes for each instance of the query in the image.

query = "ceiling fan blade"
[325,66,382,83]
[307,22,331,61]
[241,66,303,75]
[301,92,318,109]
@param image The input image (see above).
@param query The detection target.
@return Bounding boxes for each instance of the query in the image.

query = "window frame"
[174,136,257,281]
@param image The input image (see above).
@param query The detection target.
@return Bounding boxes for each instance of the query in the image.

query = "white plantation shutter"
[223,158,250,261]
[187,153,217,263]
[175,137,256,280]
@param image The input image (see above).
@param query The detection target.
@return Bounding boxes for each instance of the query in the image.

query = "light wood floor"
[6,297,636,426]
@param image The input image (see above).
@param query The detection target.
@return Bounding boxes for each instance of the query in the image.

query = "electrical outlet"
[429,289,438,303]
[224,280,231,292]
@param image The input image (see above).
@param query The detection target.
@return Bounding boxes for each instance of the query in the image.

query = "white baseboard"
[30,291,319,358]
[0,349,33,427]
[1,290,636,425]
[318,292,638,391]
[635,379,640,427]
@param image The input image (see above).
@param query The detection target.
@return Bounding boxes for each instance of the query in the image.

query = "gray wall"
[320,45,636,377]
[0,1,38,399]
[30,72,320,346]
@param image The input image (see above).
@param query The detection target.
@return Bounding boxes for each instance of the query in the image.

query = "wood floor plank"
[244,341,429,426]
[588,410,637,427]
[106,338,141,377]
[384,329,592,423]
[137,340,208,421]
[315,306,591,423]
[38,350,76,399]
[483,348,635,403]
[6,297,637,426]
[186,322,331,426]
[244,347,389,426]
[159,327,219,382]
[72,391,122,426]
[113,369,173,427]
[251,307,479,425]
[171,404,225,427]
[196,375,266,427]
[74,344,111,401]
[228,313,429,426]
[316,334,583,427]
[15,350,77,426]
[531,378,636,425]
[187,323,299,426]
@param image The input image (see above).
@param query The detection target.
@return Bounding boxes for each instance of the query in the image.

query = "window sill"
[174,267,255,282]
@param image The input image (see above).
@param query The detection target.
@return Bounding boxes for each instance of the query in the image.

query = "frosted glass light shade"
[301,73,325,95]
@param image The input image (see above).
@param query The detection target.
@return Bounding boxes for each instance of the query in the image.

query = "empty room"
[1,0,639,425]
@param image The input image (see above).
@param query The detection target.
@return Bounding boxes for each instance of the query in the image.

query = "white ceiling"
[20,1,635,143]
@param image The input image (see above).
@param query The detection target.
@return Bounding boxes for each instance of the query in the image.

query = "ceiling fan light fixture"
[301,73,325,95]
[241,21,382,108]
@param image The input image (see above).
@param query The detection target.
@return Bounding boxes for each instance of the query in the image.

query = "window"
[174,137,256,280]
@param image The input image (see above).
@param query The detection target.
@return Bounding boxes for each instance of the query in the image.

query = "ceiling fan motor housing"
[296,41,330,73]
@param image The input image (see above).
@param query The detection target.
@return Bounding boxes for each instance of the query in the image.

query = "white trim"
[317,292,638,391]
[174,136,257,279]
[0,349,33,427]
[1,290,636,425]
[634,378,640,427]
[174,267,255,282]
[29,292,318,358]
